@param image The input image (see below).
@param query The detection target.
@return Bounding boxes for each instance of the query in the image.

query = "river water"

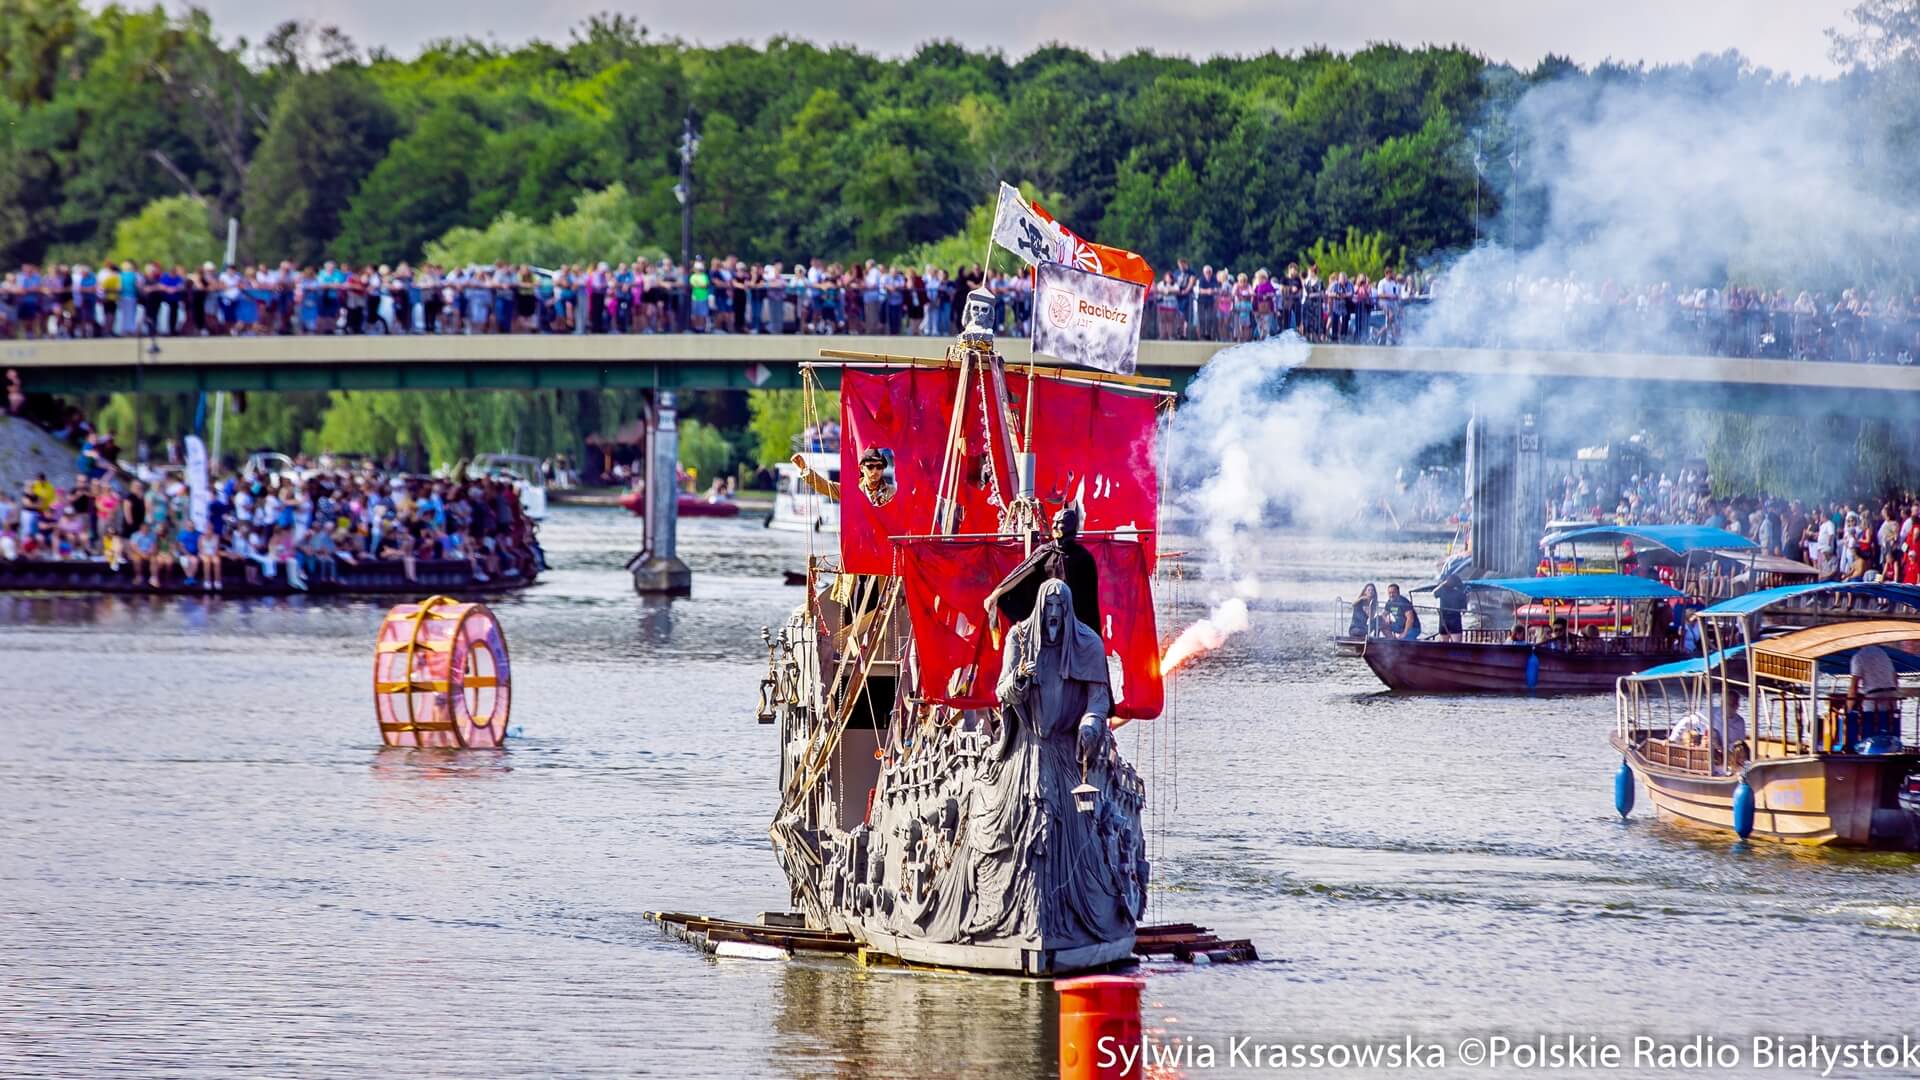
[3,506,1916,1078]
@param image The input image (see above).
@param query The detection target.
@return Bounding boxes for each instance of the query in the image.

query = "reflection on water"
[769,961,1054,1079]
[1,506,1915,1077]
[368,747,515,786]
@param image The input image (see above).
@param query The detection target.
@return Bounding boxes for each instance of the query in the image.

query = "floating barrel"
[373,596,511,748]
[1058,974,1144,1079]
[1614,758,1635,818]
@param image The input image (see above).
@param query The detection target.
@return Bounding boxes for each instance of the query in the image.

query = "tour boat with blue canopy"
[1360,572,1692,693]
[1613,595,1920,847]
[1538,523,1757,587]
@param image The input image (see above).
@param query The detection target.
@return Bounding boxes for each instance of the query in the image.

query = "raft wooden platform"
[645,911,1259,968]
[0,556,536,597]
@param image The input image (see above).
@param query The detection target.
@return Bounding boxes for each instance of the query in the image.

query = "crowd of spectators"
[5,255,1915,364]
[0,257,985,341]
[1553,469,1920,584]
[0,446,541,591]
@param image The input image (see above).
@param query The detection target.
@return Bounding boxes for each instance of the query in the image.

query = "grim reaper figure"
[891,577,1142,949]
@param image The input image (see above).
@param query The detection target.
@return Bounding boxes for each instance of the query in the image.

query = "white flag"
[1032,261,1146,375]
[989,182,1065,268]
[184,434,210,531]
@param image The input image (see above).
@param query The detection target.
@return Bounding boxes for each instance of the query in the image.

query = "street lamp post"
[675,109,699,332]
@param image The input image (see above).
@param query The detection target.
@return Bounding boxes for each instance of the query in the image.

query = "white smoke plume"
[1167,51,1920,620]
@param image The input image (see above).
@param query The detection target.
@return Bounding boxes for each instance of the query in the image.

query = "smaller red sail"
[897,536,1163,720]
[840,367,1011,574]
[1006,372,1161,567]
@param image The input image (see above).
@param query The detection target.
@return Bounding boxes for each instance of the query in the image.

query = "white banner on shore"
[184,435,209,531]
[989,182,1066,268]
[1032,261,1146,375]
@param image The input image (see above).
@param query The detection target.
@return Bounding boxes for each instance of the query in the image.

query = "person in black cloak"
[985,505,1102,635]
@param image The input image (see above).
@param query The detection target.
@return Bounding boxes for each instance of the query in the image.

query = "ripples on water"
[1,508,1913,1077]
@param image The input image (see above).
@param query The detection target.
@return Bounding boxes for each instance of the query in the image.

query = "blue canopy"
[1630,644,1748,681]
[1631,641,1920,681]
[1466,574,1684,601]
[1698,581,1920,617]
[1544,524,1757,554]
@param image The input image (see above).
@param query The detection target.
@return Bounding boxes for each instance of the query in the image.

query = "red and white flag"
[1030,200,1155,289]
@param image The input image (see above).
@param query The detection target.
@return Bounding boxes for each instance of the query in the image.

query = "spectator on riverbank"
[0,460,538,592]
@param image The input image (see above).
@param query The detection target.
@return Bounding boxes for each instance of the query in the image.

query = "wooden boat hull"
[0,557,533,597]
[1613,734,1920,848]
[1361,637,1688,693]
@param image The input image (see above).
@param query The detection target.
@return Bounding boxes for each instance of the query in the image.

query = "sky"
[190,0,1857,78]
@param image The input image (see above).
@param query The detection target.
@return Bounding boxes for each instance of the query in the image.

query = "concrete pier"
[631,390,692,596]
[1466,408,1546,578]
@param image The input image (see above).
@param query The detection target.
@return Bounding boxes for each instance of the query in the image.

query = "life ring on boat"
[372,596,512,748]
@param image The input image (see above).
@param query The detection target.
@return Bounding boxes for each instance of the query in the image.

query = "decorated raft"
[755,265,1195,976]
[0,556,535,597]
[645,911,1257,967]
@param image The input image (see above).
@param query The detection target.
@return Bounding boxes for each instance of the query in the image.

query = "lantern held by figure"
[373,596,512,747]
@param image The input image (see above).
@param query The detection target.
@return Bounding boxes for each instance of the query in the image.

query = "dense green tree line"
[6,6,1511,274]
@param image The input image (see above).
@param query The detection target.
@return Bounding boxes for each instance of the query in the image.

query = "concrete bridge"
[8,334,1920,415]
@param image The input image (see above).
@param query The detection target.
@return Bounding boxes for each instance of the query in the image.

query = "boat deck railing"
[1619,675,1920,774]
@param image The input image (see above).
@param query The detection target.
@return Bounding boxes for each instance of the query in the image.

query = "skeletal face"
[1042,592,1066,644]
[962,289,995,330]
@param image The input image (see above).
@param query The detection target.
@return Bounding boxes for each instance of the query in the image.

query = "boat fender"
[1732,777,1756,840]
[1614,758,1634,818]
[1524,650,1540,691]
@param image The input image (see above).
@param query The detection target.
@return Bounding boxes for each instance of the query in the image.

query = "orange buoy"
[373,595,511,748]
[1057,974,1144,1080]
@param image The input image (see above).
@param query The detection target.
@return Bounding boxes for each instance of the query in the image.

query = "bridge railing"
[6,279,1919,367]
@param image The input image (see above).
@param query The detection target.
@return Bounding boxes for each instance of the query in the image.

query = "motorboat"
[1360,573,1692,692]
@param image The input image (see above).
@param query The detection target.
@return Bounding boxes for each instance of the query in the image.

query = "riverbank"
[0,415,79,495]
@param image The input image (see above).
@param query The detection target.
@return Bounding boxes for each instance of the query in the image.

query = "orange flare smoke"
[1159,598,1250,674]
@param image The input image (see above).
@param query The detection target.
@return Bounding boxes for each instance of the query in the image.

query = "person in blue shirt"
[116,261,140,336]
[1382,583,1421,639]
[157,265,184,335]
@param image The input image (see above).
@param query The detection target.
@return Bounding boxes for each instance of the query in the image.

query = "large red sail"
[839,366,1161,574]
[1006,372,1161,566]
[838,367,1011,574]
[897,536,1164,720]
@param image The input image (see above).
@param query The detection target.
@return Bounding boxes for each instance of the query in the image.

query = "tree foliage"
[1300,228,1406,279]
[107,195,220,268]
[4,8,1520,272]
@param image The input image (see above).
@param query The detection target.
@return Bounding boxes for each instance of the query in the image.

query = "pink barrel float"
[373,595,512,747]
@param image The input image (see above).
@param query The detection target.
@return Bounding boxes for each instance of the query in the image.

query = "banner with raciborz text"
[1031,261,1146,376]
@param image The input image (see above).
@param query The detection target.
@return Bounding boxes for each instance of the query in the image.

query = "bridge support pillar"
[1465,406,1545,578]
[632,390,692,597]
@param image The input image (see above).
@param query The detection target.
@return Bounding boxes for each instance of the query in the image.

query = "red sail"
[898,536,1163,720]
[1006,372,1161,566]
[839,366,1016,574]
